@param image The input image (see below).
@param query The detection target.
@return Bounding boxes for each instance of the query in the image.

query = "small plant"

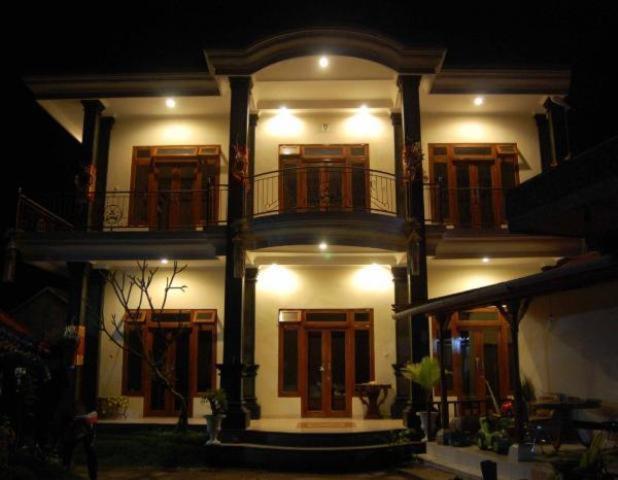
[402,356,441,438]
[97,396,129,419]
[201,389,227,415]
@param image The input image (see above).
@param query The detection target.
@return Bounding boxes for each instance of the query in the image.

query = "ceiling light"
[319,242,328,251]
[473,96,484,106]
[161,258,169,265]
[482,257,490,263]
[359,104,369,113]
[319,56,329,68]
[165,98,176,108]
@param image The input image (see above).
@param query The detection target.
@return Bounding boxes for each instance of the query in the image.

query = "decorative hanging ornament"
[232,144,250,188]
[402,141,424,184]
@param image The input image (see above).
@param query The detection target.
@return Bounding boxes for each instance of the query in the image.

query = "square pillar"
[391,266,411,418]
[242,266,260,418]
[544,97,571,167]
[398,74,430,426]
[220,76,252,432]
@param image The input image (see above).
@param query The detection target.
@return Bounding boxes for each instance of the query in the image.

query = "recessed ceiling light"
[473,96,484,106]
[319,56,329,68]
[359,104,369,112]
[161,258,169,265]
[482,257,490,263]
[165,98,176,108]
[279,105,288,113]
[319,242,328,251]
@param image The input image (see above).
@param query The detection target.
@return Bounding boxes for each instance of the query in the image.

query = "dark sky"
[4,1,618,233]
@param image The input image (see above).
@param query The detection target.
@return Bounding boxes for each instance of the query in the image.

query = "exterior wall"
[255,111,395,174]
[97,266,225,418]
[519,280,618,404]
[255,264,396,418]
[421,113,542,182]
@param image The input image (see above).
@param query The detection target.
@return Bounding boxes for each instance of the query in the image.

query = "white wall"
[97,266,225,418]
[255,111,395,174]
[421,113,542,182]
[106,115,230,191]
[255,264,396,418]
[519,281,618,404]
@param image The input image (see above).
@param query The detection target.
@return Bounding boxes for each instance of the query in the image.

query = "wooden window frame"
[428,143,520,227]
[121,309,217,402]
[128,145,221,228]
[277,308,375,398]
[431,307,512,401]
[277,144,370,212]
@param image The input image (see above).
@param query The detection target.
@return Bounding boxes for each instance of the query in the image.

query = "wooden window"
[128,145,221,229]
[277,308,375,401]
[277,144,370,213]
[428,143,519,228]
[121,309,217,407]
[431,307,512,407]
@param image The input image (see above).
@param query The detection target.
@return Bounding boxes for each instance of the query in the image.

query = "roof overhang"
[24,72,220,99]
[204,29,447,75]
[431,69,571,95]
[393,254,618,319]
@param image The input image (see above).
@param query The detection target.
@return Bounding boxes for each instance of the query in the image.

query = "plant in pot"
[402,356,441,440]
[201,389,227,445]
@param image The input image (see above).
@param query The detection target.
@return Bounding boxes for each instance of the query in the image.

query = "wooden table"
[531,398,601,449]
[356,383,391,419]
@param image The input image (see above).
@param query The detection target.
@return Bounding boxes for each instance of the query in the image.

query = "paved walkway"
[75,465,457,479]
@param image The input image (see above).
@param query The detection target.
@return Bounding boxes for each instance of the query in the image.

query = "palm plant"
[402,356,441,437]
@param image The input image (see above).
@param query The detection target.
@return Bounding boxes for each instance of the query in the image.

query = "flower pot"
[204,414,225,445]
[419,411,439,440]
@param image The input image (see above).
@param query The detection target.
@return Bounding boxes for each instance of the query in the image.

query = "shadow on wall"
[520,280,618,403]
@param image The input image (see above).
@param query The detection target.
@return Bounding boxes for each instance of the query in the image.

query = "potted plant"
[402,356,441,440]
[201,389,227,445]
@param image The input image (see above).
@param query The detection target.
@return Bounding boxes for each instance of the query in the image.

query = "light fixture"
[319,56,329,68]
[473,96,484,106]
[359,104,369,113]
[165,98,176,108]
[318,242,328,251]
[482,257,490,263]
[160,258,169,265]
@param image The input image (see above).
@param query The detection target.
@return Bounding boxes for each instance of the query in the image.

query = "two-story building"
[10,29,582,432]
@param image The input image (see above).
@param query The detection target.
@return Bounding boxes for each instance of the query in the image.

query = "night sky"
[3,1,617,301]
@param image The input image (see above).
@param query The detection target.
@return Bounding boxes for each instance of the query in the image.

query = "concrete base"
[508,443,535,463]
[420,442,554,480]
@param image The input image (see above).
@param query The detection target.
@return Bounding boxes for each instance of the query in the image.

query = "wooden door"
[302,160,348,211]
[144,328,192,417]
[301,328,352,417]
[148,160,201,229]
[451,161,499,228]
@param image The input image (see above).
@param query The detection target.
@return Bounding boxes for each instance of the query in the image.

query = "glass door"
[452,161,497,228]
[148,160,201,229]
[302,328,351,417]
[144,328,192,417]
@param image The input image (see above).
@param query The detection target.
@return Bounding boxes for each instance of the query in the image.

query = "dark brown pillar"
[77,100,105,228]
[81,269,105,411]
[92,116,114,230]
[544,97,571,167]
[242,266,260,418]
[67,261,91,402]
[220,76,252,431]
[398,75,430,426]
[246,113,258,216]
[437,313,450,431]
[391,266,411,418]
[498,299,529,444]
[534,113,552,173]
[391,112,405,215]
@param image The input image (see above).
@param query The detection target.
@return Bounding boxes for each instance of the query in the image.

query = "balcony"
[16,187,228,233]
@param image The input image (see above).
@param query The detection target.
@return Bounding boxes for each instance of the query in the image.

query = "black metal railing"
[247,167,399,217]
[15,187,228,233]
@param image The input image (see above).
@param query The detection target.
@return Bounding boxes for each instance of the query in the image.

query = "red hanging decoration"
[401,141,424,184]
[232,144,250,188]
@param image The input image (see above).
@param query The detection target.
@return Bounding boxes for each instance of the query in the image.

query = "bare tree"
[99,261,190,430]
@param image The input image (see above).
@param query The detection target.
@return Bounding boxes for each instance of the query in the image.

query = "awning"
[393,254,618,319]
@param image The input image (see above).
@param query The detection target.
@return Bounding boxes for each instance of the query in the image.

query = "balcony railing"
[15,176,512,234]
[247,167,399,217]
[15,187,228,233]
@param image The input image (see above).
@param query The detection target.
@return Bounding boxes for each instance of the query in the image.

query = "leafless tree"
[99,260,190,430]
